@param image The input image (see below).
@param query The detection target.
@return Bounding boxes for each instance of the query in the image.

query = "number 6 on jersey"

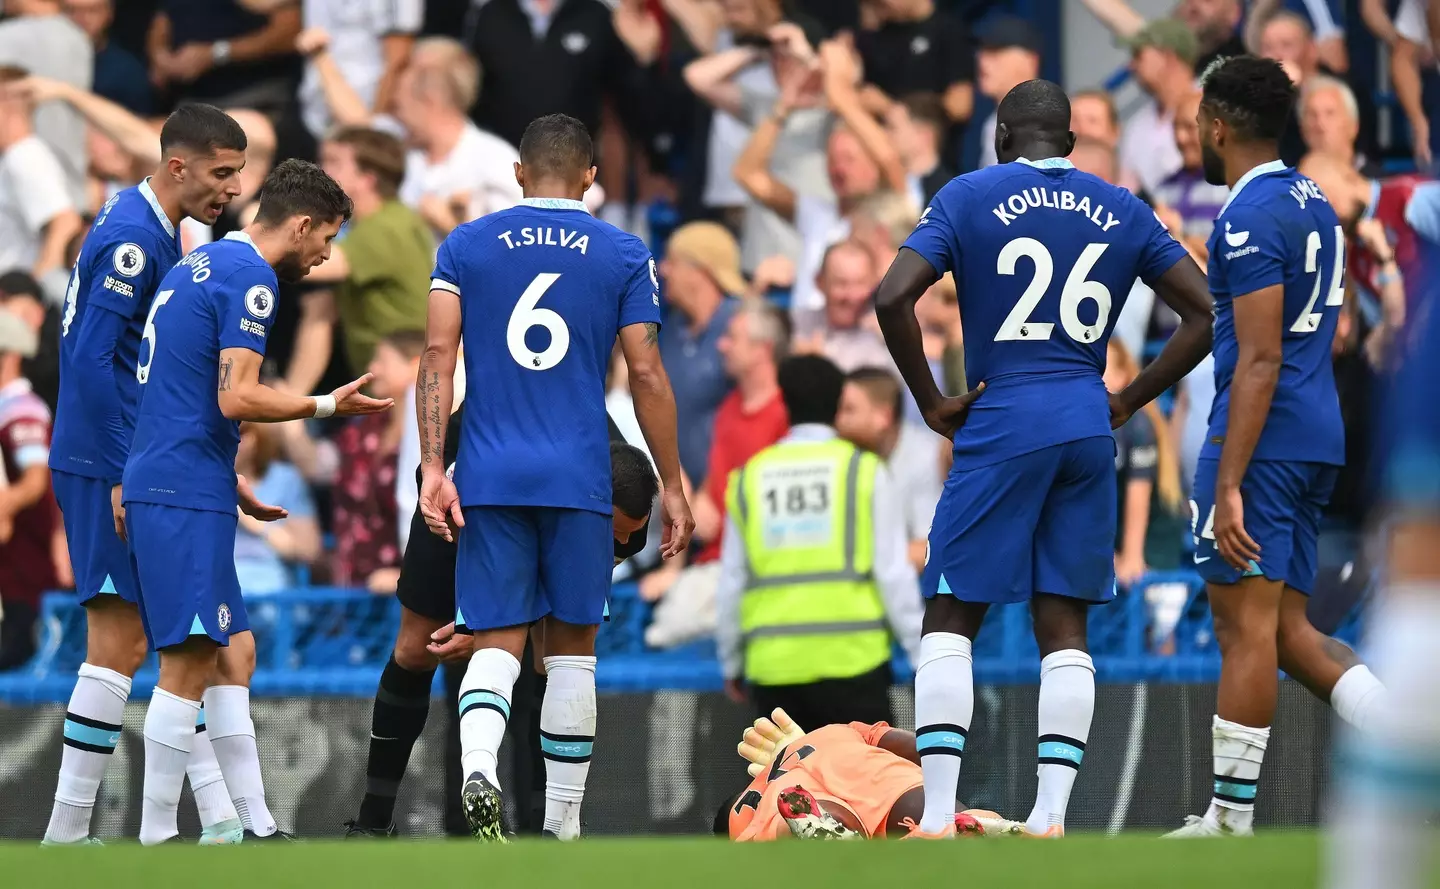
[508,273,569,370]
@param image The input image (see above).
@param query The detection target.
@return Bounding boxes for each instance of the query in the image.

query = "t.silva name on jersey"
[497,226,591,254]
[991,187,1123,232]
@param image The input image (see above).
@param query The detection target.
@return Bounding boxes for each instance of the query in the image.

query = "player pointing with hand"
[418,113,691,842]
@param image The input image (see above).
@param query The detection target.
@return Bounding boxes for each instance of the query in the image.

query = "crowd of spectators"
[0,0,1435,668]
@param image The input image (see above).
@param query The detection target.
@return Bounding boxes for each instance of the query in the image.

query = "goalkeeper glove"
[737,708,806,777]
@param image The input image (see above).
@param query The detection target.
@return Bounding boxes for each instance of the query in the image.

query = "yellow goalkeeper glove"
[737,708,806,778]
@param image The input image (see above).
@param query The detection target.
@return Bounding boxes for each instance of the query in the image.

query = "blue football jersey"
[1385,251,1440,510]
[902,157,1188,468]
[1203,161,1345,466]
[50,180,181,482]
[431,197,661,514]
[122,232,279,514]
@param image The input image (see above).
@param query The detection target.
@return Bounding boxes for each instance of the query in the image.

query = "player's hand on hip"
[921,381,986,439]
[330,373,394,416]
[658,485,695,559]
[426,621,474,664]
[110,483,127,543]
[236,473,289,522]
[1213,485,1260,572]
[419,472,464,542]
[1107,392,1135,430]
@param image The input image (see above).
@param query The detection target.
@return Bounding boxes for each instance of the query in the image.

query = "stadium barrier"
[0,573,1364,703]
[0,680,1336,838]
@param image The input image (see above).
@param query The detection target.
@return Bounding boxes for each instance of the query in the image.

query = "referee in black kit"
[345,405,656,837]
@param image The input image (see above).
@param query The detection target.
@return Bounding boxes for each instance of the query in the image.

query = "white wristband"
[312,394,337,419]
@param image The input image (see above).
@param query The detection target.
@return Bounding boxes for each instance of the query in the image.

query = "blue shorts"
[922,436,1117,605]
[454,506,613,632]
[52,470,139,605]
[1190,458,1338,595]
[126,502,248,649]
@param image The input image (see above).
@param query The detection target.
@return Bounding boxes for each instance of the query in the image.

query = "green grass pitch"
[4,832,1405,889]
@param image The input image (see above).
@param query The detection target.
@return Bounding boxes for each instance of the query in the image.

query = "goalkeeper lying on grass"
[718,710,1024,841]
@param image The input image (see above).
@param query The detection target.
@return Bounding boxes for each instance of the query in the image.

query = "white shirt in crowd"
[0,12,92,210]
[887,422,944,544]
[1119,101,1184,194]
[1178,352,1215,494]
[714,423,924,681]
[398,122,524,222]
[790,194,850,334]
[299,0,423,138]
[0,135,73,275]
[979,111,998,168]
[703,29,778,209]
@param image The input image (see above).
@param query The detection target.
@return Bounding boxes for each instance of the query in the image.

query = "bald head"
[995,79,1074,164]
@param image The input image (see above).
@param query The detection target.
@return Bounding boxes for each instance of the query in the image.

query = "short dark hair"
[779,355,845,427]
[159,103,247,158]
[996,79,1072,141]
[1070,88,1120,131]
[1200,55,1296,142]
[900,92,948,134]
[330,126,407,200]
[611,442,658,520]
[847,366,904,423]
[519,114,594,181]
[378,328,427,361]
[253,158,353,228]
[0,270,41,301]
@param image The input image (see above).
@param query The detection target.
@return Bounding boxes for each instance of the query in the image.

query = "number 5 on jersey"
[136,289,174,383]
[509,273,568,370]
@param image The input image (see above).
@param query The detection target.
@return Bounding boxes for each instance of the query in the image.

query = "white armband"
[312,394,337,419]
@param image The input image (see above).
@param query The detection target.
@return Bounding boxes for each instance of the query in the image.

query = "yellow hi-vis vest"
[725,437,889,686]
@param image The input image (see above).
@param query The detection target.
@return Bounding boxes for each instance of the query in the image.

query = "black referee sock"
[357,656,435,829]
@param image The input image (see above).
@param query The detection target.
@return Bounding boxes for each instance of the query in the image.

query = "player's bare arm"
[874,247,986,438]
[416,288,463,541]
[619,320,694,558]
[217,347,391,422]
[1214,284,1285,570]
[1111,258,1214,427]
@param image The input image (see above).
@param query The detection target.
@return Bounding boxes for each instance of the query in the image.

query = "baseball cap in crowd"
[0,308,36,358]
[977,16,1043,55]
[665,221,747,297]
[1123,18,1198,67]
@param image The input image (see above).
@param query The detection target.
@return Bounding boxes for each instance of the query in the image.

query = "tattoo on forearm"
[218,358,233,392]
[643,322,659,347]
[418,367,443,466]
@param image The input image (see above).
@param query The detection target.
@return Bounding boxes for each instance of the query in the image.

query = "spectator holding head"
[0,306,56,670]
[1121,18,1196,193]
[658,221,746,487]
[148,0,301,119]
[233,422,321,596]
[1299,75,1378,176]
[885,93,957,207]
[836,367,942,572]
[974,16,1042,169]
[854,0,975,134]
[685,19,832,276]
[286,127,434,396]
[0,0,91,210]
[296,0,420,139]
[62,0,149,115]
[0,67,82,296]
[1104,338,1186,588]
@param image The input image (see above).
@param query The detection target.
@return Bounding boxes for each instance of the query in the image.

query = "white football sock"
[459,648,521,787]
[914,632,973,833]
[204,685,276,836]
[45,663,131,843]
[540,655,597,840]
[1204,715,1270,835]
[1330,665,1386,733]
[140,688,200,846]
[188,706,238,828]
[1027,649,1095,834]
[1326,584,1440,889]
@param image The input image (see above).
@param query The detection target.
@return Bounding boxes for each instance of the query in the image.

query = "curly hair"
[1199,55,1296,142]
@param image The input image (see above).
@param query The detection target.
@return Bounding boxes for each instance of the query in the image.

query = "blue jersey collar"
[519,197,590,213]
[223,230,265,261]
[138,177,176,240]
[1015,157,1075,170]
[1219,159,1287,215]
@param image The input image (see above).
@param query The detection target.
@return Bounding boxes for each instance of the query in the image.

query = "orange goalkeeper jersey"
[729,722,923,841]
